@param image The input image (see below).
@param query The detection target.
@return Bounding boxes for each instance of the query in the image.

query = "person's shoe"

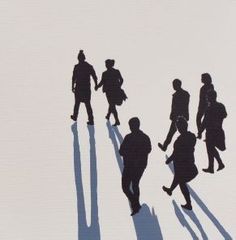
[217,163,225,171]
[113,121,120,126]
[181,203,192,210]
[162,186,172,196]
[87,120,94,125]
[71,115,77,121]
[158,143,167,152]
[105,114,110,120]
[130,204,142,216]
[202,168,214,174]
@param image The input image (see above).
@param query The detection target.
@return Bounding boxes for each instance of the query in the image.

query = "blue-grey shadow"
[172,200,199,239]
[71,123,100,240]
[166,155,232,240]
[182,207,208,240]
[107,121,163,240]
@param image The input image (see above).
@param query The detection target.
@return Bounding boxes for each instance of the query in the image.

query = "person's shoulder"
[187,131,196,138]
[83,61,93,68]
[218,102,227,113]
[124,133,132,139]
[216,102,225,109]
[139,130,150,140]
[186,132,196,144]
[102,70,108,76]
[183,89,190,97]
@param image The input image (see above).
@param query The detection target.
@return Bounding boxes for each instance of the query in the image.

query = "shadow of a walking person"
[172,200,199,240]
[71,123,100,240]
[167,156,232,240]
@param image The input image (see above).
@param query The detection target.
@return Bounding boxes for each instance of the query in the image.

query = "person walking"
[71,50,98,125]
[196,73,214,133]
[163,117,198,210]
[198,90,227,173]
[95,59,127,126]
[158,79,190,151]
[119,117,152,216]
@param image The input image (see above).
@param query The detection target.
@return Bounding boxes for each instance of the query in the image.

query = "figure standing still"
[71,50,98,125]
[163,117,198,211]
[119,118,152,216]
[96,59,127,126]
[198,90,227,173]
[158,79,190,151]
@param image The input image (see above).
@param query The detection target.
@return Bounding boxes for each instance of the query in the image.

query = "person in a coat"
[198,90,227,173]
[163,116,198,210]
[158,79,190,151]
[196,73,214,133]
[119,117,152,216]
[71,50,98,125]
[95,59,126,126]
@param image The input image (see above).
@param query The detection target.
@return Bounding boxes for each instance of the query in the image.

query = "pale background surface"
[0,0,236,239]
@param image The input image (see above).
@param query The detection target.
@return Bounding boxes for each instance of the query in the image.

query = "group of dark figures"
[71,50,227,216]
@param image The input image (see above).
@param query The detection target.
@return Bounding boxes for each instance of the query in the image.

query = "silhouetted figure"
[158,79,190,151]
[198,90,227,173]
[71,50,98,125]
[163,117,198,210]
[119,118,151,216]
[196,73,214,133]
[95,59,127,126]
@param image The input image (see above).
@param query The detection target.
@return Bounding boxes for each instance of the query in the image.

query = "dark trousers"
[170,175,191,205]
[206,140,223,170]
[73,96,93,121]
[122,166,146,210]
[163,121,177,148]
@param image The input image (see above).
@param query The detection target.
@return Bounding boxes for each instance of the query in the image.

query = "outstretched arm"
[95,73,105,90]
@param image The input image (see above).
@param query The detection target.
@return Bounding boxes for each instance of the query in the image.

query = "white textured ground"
[1,1,236,239]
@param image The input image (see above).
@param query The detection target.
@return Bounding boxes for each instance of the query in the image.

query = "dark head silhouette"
[172,79,182,91]
[78,50,86,62]
[206,90,217,105]
[105,59,115,69]
[176,116,188,134]
[129,117,140,133]
[201,73,212,85]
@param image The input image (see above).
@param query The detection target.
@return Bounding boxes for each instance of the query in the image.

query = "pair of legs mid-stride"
[203,140,225,174]
[71,91,94,125]
[162,175,192,210]
[122,167,145,216]
[106,93,120,126]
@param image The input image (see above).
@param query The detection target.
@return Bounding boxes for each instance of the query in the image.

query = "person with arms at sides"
[196,73,214,133]
[198,90,227,173]
[119,117,152,216]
